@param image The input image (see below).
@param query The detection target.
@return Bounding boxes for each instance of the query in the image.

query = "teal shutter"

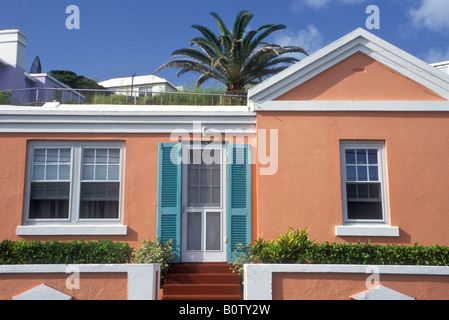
[157,143,182,263]
[226,144,251,263]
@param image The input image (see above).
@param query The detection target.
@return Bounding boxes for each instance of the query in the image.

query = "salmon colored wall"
[275,52,446,101]
[0,273,128,300]
[255,111,449,246]
[0,133,256,250]
[272,272,449,300]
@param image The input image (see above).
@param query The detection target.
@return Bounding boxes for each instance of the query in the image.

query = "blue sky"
[1,0,449,88]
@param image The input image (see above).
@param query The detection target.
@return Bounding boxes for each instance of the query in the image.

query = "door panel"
[181,144,226,262]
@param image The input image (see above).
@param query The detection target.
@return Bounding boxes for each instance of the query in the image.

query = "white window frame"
[18,141,127,236]
[336,140,399,237]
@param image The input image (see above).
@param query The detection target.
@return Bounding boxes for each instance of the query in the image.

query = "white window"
[341,141,386,222]
[337,141,398,237]
[335,141,399,237]
[20,141,126,235]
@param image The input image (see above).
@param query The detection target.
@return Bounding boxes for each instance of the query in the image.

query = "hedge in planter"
[0,239,133,264]
[231,228,449,277]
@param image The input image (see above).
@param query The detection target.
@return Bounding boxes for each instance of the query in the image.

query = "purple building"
[0,29,84,105]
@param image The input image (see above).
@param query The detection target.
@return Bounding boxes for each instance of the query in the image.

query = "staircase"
[161,263,242,300]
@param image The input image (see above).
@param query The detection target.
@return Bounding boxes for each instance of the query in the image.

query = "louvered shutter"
[226,144,251,263]
[157,143,182,263]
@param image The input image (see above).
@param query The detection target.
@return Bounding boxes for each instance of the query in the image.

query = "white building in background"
[98,75,179,97]
[431,61,449,75]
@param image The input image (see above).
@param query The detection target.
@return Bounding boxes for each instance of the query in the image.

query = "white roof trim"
[0,104,256,134]
[255,101,449,112]
[249,28,449,103]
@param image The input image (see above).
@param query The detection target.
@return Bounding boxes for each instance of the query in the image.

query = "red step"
[161,263,242,300]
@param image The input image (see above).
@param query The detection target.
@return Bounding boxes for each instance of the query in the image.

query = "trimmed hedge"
[0,239,133,264]
[231,228,449,276]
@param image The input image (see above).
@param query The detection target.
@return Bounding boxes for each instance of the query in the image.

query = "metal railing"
[0,87,248,107]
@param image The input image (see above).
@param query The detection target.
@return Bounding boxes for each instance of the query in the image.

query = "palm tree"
[154,10,308,95]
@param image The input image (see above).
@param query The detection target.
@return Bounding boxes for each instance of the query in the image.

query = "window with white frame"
[340,141,387,223]
[25,141,124,225]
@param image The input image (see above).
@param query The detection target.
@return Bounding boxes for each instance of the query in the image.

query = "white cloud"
[409,0,449,33]
[274,24,325,54]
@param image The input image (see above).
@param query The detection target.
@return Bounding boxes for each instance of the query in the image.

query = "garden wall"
[0,264,160,300]
[244,264,449,300]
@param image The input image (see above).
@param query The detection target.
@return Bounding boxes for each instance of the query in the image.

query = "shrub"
[230,227,449,276]
[133,238,175,286]
[0,239,133,264]
[0,91,13,104]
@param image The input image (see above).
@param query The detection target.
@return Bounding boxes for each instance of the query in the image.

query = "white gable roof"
[99,75,177,90]
[249,28,449,103]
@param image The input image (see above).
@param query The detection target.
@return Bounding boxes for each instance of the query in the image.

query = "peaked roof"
[99,75,177,90]
[249,28,449,102]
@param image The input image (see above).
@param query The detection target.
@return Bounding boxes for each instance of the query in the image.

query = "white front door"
[181,143,226,262]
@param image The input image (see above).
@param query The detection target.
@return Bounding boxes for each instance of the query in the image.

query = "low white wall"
[244,264,449,300]
[0,263,160,300]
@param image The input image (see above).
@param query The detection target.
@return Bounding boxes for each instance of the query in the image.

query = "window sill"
[335,225,399,237]
[17,225,128,236]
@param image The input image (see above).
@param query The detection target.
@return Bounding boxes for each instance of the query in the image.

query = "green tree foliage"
[48,70,105,90]
[155,10,308,95]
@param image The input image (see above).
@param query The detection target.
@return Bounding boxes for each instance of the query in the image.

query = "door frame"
[180,142,227,262]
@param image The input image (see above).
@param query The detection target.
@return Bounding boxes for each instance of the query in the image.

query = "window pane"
[347,201,383,220]
[45,165,58,180]
[47,149,59,163]
[59,165,70,180]
[200,186,209,204]
[188,186,199,206]
[187,212,202,250]
[212,168,220,185]
[206,212,221,251]
[369,183,381,199]
[346,184,357,199]
[60,149,71,163]
[95,165,107,180]
[357,184,369,198]
[83,165,94,180]
[96,149,108,164]
[212,187,221,205]
[346,166,356,181]
[29,182,70,219]
[345,149,356,164]
[83,149,95,163]
[367,149,378,164]
[79,201,119,219]
[79,182,119,219]
[200,168,210,185]
[188,168,199,185]
[357,166,368,181]
[34,149,46,163]
[108,165,120,180]
[356,150,367,164]
[109,149,120,164]
[33,165,45,180]
[369,166,379,181]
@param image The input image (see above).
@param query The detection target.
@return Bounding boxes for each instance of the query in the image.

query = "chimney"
[0,29,28,69]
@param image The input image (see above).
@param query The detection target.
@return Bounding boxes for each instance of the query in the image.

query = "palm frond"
[154,10,309,94]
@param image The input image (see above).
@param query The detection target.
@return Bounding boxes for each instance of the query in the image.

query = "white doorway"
[181,143,226,262]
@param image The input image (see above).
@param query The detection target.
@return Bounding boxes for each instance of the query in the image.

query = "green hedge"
[0,239,133,264]
[231,228,449,276]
